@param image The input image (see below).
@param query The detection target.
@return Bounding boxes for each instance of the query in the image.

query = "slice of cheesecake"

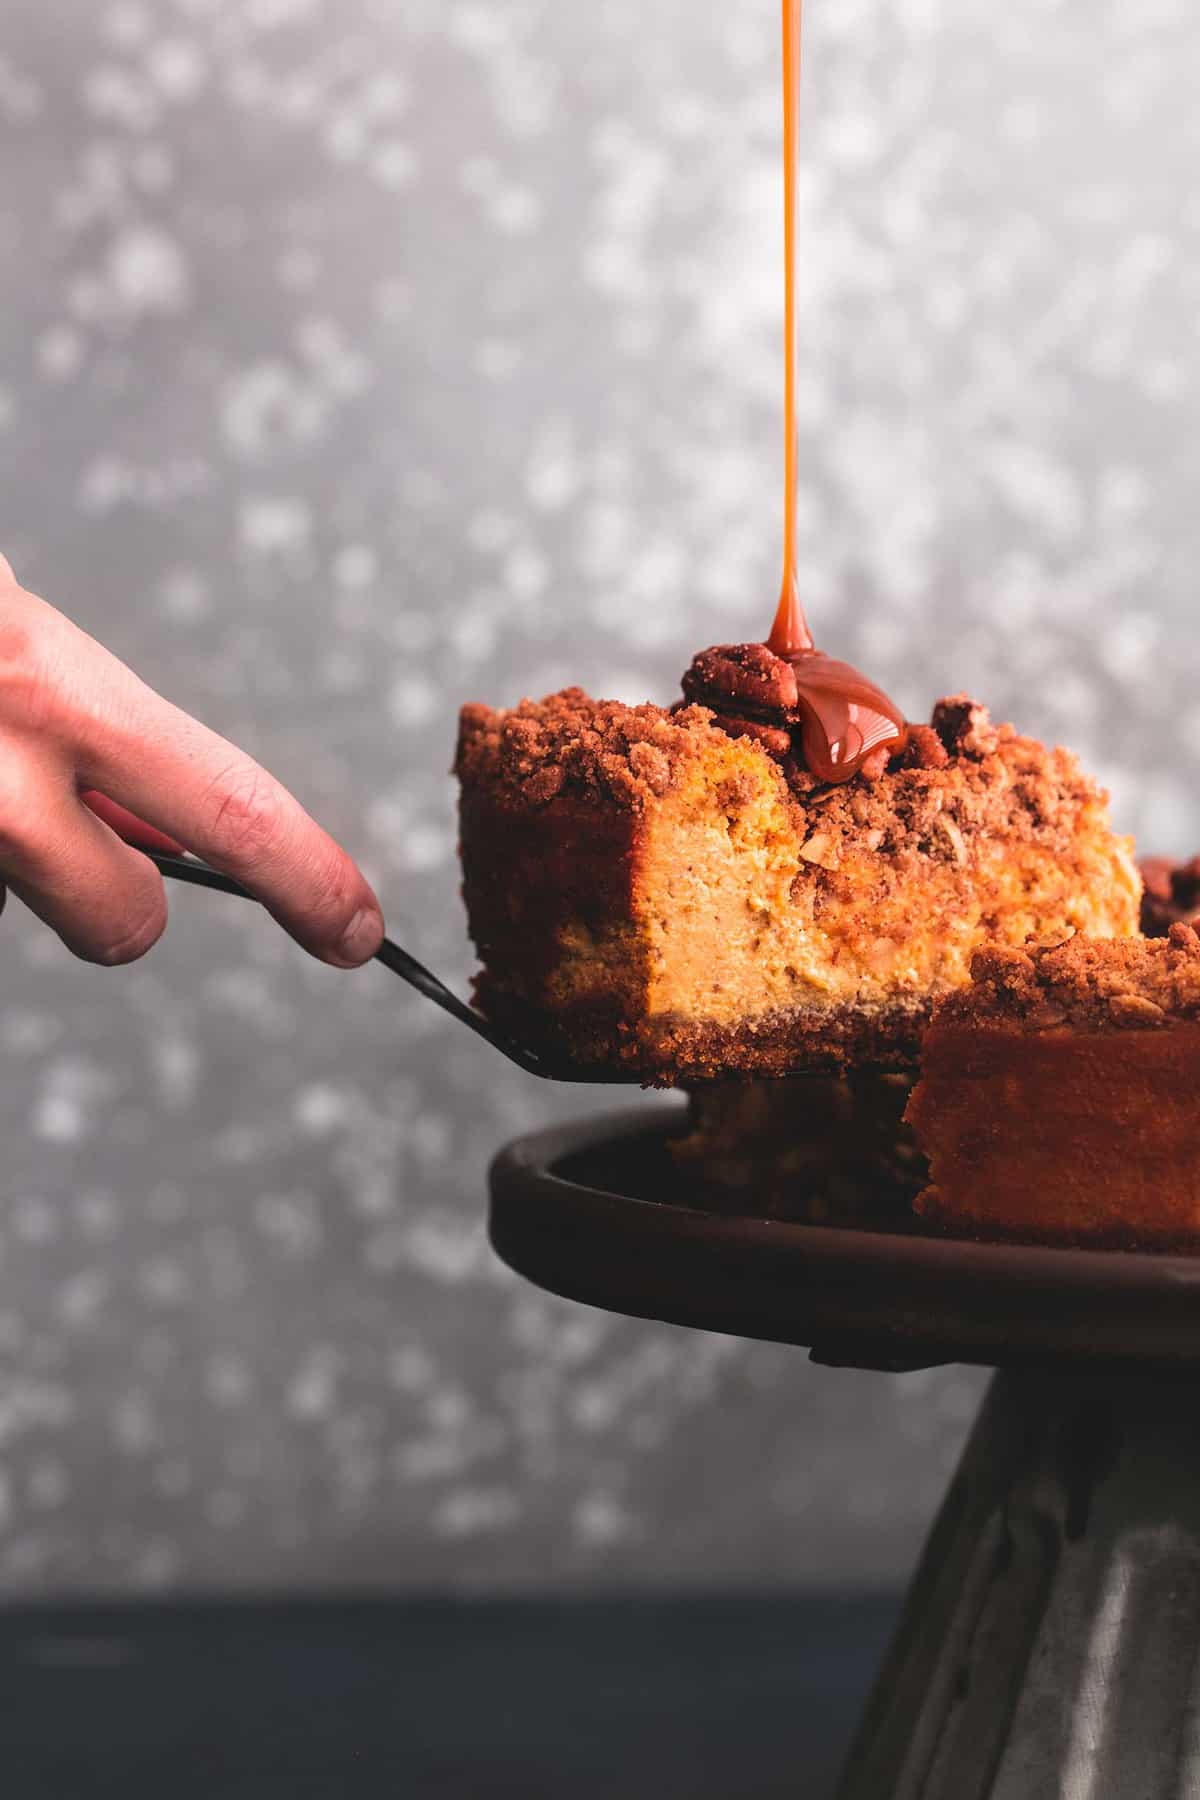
[455,661,1140,1084]
[907,926,1200,1247]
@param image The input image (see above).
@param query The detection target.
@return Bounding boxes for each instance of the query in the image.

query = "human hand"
[0,554,385,968]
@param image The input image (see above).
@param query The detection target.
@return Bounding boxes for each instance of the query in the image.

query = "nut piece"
[931,694,1001,759]
[682,643,799,716]
[1106,993,1168,1028]
[708,713,793,757]
[1140,855,1200,938]
[935,815,969,865]
[798,830,840,870]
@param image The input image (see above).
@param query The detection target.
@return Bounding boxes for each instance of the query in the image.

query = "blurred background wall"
[0,0,1194,1594]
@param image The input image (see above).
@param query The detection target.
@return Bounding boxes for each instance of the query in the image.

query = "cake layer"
[908,927,1200,1247]
[456,685,1141,1083]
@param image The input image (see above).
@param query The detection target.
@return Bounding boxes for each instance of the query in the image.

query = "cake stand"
[490,1108,1200,1800]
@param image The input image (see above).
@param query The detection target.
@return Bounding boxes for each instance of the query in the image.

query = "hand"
[0,554,385,968]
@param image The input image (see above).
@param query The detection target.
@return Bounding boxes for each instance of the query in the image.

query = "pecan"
[708,714,793,757]
[1139,856,1177,908]
[682,642,799,715]
[1140,857,1200,938]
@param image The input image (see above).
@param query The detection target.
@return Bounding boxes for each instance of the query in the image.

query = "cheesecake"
[908,925,1200,1247]
[455,646,1140,1084]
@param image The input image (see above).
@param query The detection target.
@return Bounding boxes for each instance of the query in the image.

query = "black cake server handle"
[143,849,611,1083]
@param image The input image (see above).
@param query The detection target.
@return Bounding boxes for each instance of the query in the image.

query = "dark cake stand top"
[489,1110,1200,1373]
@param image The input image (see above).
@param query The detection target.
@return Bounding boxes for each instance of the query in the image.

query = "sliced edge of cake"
[907,925,1200,1247]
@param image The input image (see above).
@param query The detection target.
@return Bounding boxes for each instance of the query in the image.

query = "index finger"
[81,791,185,855]
[72,647,384,970]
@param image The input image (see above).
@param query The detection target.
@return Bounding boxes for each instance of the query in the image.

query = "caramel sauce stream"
[768,0,810,661]
[764,0,906,783]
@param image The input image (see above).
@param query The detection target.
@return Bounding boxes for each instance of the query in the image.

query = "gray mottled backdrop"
[0,0,1195,1594]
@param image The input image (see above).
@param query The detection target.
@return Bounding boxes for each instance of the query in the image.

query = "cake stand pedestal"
[490,1110,1200,1800]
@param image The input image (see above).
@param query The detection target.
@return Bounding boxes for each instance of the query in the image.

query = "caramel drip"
[768,0,811,661]
[785,653,908,785]
[763,0,907,783]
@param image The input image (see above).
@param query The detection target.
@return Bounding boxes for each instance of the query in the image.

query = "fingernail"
[334,907,385,968]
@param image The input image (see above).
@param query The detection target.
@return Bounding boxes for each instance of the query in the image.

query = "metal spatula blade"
[145,849,634,1084]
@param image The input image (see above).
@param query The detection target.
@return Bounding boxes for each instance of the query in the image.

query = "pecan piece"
[931,694,1001,759]
[708,714,793,757]
[682,642,799,715]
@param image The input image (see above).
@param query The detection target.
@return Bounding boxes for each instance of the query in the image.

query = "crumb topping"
[457,684,1116,866]
[456,689,714,811]
[937,924,1200,1033]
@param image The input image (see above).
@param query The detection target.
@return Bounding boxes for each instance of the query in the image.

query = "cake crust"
[672,1074,922,1225]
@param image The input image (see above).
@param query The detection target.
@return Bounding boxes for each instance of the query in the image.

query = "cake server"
[144,849,628,1084]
